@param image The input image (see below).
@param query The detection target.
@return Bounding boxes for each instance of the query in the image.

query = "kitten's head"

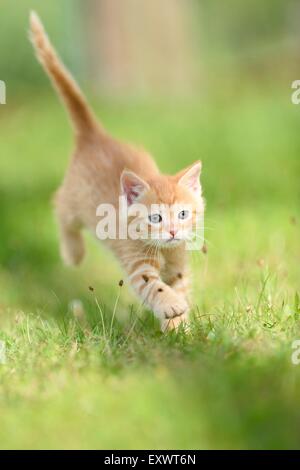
[120,161,204,248]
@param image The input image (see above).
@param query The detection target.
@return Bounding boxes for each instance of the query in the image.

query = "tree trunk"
[83,0,197,96]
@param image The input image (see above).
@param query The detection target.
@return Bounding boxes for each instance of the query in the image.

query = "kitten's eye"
[148,213,162,224]
[178,210,189,220]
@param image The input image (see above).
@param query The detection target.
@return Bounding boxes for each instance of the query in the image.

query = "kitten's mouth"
[146,236,184,246]
[165,237,183,245]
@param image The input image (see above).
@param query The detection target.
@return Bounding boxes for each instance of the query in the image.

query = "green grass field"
[0,88,300,449]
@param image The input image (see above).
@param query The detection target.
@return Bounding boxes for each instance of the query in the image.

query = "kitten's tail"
[29,11,101,138]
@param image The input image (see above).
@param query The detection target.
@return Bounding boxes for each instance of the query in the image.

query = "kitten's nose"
[169,230,176,238]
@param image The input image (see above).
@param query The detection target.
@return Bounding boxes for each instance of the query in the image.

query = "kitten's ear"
[120,170,150,205]
[176,161,202,197]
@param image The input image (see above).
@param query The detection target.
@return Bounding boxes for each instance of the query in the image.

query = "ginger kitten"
[29,12,204,331]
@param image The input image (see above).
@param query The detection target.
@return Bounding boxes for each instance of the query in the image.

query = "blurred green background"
[0,0,300,450]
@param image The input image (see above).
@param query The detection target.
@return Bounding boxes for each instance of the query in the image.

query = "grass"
[0,87,300,449]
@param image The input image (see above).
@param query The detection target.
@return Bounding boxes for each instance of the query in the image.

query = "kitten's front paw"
[164,296,189,320]
[161,312,189,332]
[154,294,188,319]
[153,293,189,331]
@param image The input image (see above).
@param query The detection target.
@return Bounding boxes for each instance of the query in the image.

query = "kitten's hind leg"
[54,185,86,266]
[55,202,85,266]
[59,223,85,266]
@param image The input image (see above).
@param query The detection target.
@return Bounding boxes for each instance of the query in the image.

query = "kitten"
[29,12,204,331]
